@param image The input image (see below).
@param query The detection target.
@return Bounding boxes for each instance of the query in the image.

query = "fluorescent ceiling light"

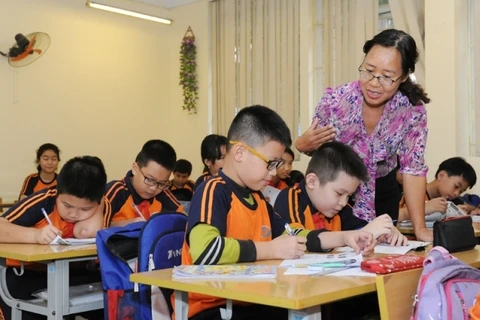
[86,1,172,25]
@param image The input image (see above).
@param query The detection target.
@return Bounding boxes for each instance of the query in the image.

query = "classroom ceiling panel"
[133,0,202,9]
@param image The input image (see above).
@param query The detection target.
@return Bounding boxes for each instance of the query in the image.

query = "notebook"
[32,282,103,306]
[50,235,96,245]
[172,264,277,280]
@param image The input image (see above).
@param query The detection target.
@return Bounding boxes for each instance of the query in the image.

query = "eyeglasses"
[358,67,402,86]
[229,140,285,171]
[138,168,168,190]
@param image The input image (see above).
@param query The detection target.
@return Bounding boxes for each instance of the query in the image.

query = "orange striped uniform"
[18,173,57,200]
[104,171,184,225]
[2,187,111,267]
[193,171,213,190]
[268,178,289,191]
[168,179,195,201]
[274,181,367,231]
[176,170,307,318]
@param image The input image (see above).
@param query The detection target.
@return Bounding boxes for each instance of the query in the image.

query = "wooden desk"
[398,222,480,237]
[0,244,100,320]
[131,259,378,320]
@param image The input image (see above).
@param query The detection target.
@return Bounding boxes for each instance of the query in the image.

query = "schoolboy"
[194,134,228,189]
[168,159,195,201]
[275,142,406,244]
[0,156,109,320]
[179,105,376,320]
[398,157,477,221]
[268,147,294,190]
[105,139,184,227]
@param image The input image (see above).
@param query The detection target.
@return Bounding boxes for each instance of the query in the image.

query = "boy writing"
[275,141,406,245]
[0,156,109,320]
[398,157,477,221]
[179,105,376,320]
[105,139,184,227]
[168,159,195,201]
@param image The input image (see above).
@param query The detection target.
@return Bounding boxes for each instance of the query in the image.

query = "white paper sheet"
[335,241,431,255]
[325,267,377,277]
[262,185,281,205]
[50,235,96,245]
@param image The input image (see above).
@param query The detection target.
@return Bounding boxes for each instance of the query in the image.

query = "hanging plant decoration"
[179,26,198,114]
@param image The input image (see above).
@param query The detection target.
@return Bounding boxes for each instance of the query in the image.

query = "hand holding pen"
[132,203,146,221]
[37,208,61,244]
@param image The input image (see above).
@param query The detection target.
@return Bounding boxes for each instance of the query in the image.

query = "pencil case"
[360,255,425,274]
[433,216,476,253]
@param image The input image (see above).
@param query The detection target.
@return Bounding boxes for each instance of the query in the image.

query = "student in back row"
[275,141,406,245]
[268,147,294,190]
[194,134,228,189]
[19,143,61,200]
[168,159,195,201]
[398,157,477,221]
[179,105,377,320]
[105,140,184,227]
[0,156,109,320]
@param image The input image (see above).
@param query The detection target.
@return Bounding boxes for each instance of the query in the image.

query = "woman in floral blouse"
[295,29,432,241]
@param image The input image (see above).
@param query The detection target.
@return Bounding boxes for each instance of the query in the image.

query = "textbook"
[50,235,96,245]
[172,264,277,280]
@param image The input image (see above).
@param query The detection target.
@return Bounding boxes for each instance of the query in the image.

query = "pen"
[41,208,53,226]
[132,203,146,221]
[284,223,295,236]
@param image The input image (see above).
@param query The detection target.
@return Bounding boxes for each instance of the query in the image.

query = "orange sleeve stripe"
[6,189,56,222]
[19,174,36,196]
[200,177,222,224]
[103,197,112,227]
[105,181,127,201]
[163,189,181,206]
[287,188,295,223]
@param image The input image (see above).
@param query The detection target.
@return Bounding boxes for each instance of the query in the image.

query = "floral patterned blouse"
[313,81,428,221]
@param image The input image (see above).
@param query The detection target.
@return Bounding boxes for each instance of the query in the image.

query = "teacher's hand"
[295,118,335,153]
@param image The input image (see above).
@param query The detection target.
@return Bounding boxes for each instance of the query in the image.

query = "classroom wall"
[424,0,480,194]
[0,0,210,201]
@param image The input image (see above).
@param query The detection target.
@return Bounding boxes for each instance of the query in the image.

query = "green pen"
[308,259,357,269]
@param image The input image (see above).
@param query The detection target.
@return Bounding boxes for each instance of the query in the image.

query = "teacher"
[295,29,432,241]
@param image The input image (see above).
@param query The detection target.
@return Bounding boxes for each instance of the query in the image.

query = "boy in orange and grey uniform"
[178,105,377,320]
[105,139,184,227]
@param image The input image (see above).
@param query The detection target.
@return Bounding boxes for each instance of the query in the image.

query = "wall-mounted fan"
[0,32,50,67]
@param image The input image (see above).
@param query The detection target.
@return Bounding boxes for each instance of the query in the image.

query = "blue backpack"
[96,212,187,320]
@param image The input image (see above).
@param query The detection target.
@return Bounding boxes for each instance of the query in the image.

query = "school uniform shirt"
[177,170,326,318]
[18,173,57,200]
[274,181,367,231]
[193,171,213,190]
[168,180,195,201]
[268,178,289,191]
[104,171,184,225]
[2,187,111,267]
[399,191,430,208]
[312,80,428,221]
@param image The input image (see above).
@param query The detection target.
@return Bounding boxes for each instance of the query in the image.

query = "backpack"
[97,212,187,320]
[411,246,480,320]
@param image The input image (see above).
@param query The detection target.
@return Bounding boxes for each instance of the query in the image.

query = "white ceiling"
[132,0,203,9]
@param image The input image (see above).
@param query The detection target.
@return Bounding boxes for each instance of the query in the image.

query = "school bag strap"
[423,245,456,266]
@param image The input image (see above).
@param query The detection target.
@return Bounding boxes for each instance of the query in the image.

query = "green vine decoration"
[179,27,198,114]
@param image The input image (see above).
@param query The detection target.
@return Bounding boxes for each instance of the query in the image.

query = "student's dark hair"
[57,156,107,203]
[435,157,477,189]
[284,147,294,159]
[174,159,193,175]
[363,29,430,105]
[36,143,60,172]
[306,141,368,185]
[227,105,292,150]
[289,170,305,184]
[135,139,177,171]
[201,134,228,172]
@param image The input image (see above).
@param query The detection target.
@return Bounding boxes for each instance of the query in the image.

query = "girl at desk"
[18,143,61,201]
